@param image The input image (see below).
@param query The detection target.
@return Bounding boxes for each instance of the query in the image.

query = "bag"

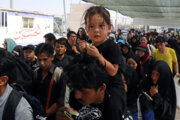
[3,84,46,120]
[174,76,180,108]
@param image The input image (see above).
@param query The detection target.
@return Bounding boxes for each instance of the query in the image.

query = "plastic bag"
[174,76,180,108]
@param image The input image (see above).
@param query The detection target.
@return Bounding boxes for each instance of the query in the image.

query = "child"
[79,6,121,77]
[147,61,176,120]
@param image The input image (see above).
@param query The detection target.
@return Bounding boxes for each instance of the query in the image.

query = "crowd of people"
[0,6,180,120]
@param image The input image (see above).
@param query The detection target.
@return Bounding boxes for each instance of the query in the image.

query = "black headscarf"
[149,61,176,120]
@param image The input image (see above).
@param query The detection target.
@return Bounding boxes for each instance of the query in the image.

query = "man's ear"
[0,75,8,86]
[98,83,106,94]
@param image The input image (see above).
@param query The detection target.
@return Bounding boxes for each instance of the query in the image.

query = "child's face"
[151,69,160,85]
[86,14,111,46]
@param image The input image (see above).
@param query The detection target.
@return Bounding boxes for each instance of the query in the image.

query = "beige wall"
[68,3,94,32]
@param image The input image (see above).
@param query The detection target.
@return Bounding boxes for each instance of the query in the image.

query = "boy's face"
[86,14,111,46]
[24,49,35,61]
[156,42,166,51]
[74,84,106,105]
[140,37,148,44]
[37,53,54,71]
[55,43,67,56]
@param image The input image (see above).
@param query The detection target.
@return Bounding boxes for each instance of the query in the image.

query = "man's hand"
[150,85,158,96]
[56,107,72,120]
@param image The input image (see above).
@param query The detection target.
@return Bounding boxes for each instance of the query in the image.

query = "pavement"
[176,108,180,120]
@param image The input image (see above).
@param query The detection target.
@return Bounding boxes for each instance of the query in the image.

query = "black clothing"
[26,58,39,71]
[69,39,127,120]
[145,61,176,120]
[53,54,73,69]
[142,57,155,78]
[96,39,121,64]
[32,64,66,120]
[126,55,154,113]
[66,42,79,57]
[96,39,127,117]
[69,78,125,120]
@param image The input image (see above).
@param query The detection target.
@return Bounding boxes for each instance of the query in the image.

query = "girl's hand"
[86,45,101,58]
[150,85,158,96]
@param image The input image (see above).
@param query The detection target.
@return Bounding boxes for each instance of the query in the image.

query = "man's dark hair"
[67,31,76,38]
[35,43,54,56]
[0,48,15,77]
[44,33,56,41]
[140,35,147,39]
[67,55,109,91]
[155,36,166,43]
[55,38,67,47]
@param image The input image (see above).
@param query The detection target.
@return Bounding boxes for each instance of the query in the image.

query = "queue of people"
[0,6,180,120]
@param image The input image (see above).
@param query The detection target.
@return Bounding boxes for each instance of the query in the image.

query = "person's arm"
[171,49,180,77]
[46,103,57,117]
[96,53,119,76]
[87,45,119,76]
[173,62,180,77]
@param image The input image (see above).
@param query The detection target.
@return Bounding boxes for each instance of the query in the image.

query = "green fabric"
[5,38,16,53]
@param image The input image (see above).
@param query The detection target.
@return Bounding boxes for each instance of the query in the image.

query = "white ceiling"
[83,0,180,27]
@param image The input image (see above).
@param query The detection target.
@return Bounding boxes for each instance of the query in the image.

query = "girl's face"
[127,58,137,69]
[151,69,160,85]
[122,46,129,54]
[86,14,111,46]
[137,50,145,58]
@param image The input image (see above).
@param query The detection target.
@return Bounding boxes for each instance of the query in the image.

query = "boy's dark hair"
[67,31,76,38]
[55,38,67,47]
[67,55,109,91]
[155,36,166,43]
[44,33,56,41]
[84,6,111,25]
[35,43,54,56]
[0,49,15,77]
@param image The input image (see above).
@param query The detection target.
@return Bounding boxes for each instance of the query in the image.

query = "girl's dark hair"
[84,6,111,25]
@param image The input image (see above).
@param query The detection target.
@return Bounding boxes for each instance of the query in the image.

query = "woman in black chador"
[146,61,176,120]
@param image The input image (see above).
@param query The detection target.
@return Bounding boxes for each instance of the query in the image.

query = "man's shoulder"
[15,97,33,120]
[167,47,175,53]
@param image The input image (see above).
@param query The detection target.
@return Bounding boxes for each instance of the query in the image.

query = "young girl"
[79,6,121,77]
[147,61,176,120]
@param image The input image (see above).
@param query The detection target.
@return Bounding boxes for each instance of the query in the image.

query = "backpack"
[3,84,46,120]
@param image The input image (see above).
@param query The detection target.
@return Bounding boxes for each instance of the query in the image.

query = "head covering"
[117,39,125,44]
[137,44,150,72]
[122,43,133,59]
[23,45,35,51]
[5,38,16,53]
[127,54,141,72]
[150,61,176,120]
